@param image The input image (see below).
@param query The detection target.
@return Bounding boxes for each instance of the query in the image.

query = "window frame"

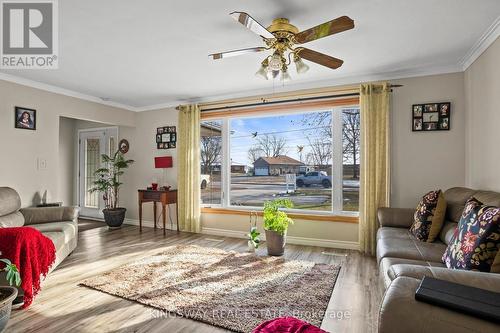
[200,104,360,218]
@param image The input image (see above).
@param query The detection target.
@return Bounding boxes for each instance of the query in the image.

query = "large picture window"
[200,106,360,215]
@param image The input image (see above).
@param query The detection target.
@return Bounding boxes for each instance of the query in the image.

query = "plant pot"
[0,287,18,333]
[265,230,286,256]
[247,240,256,253]
[103,208,126,228]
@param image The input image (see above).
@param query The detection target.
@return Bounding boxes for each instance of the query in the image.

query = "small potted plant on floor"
[0,257,21,333]
[263,198,294,256]
[90,150,134,228]
[247,211,260,252]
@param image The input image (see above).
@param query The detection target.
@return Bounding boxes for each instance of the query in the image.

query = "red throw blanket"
[253,317,328,333]
[0,226,56,308]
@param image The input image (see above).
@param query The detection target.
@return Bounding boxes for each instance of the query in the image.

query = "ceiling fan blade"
[297,48,344,69]
[209,47,267,60]
[229,11,275,39]
[294,16,354,44]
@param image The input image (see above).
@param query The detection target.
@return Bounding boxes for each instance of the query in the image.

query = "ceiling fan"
[209,12,355,80]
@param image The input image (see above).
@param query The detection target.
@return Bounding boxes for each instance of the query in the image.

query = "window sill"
[200,207,359,224]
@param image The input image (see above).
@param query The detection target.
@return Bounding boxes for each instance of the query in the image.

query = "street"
[201,175,359,211]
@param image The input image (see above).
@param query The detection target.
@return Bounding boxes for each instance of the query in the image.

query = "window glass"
[341,108,360,211]
[229,111,333,211]
[200,120,223,205]
[200,107,360,213]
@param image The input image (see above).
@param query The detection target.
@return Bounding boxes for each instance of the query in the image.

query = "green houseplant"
[247,211,261,252]
[0,258,21,333]
[90,150,134,228]
[263,198,294,256]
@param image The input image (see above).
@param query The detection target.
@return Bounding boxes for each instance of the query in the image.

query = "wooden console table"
[138,189,178,234]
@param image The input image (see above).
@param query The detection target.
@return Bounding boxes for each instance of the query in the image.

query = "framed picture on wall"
[15,106,36,130]
[412,102,450,132]
[156,126,177,149]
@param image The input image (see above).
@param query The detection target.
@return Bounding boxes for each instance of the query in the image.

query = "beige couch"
[377,187,500,333]
[0,187,79,287]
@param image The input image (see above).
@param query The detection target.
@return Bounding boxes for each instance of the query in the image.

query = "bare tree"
[256,134,288,157]
[297,109,360,179]
[247,146,263,164]
[342,109,360,179]
[306,137,332,168]
[296,111,332,138]
[201,136,222,174]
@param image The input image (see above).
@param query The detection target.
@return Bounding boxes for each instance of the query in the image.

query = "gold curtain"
[359,83,391,255]
[177,104,201,233]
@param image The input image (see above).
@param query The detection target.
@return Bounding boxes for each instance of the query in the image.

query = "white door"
[78,128,118,218]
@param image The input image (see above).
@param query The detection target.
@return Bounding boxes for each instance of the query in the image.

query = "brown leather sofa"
[0,187,79,287]
[377,187,500,333]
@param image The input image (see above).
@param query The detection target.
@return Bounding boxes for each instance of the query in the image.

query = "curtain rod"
[176,84,403,112]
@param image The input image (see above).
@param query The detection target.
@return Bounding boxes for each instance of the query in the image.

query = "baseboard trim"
[201,227,359,250]
[123,220,358,250]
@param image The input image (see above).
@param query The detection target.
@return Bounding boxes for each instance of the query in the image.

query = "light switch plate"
[37,158,47,170]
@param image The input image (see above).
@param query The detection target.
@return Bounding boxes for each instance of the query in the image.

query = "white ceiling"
[1,0,499,110]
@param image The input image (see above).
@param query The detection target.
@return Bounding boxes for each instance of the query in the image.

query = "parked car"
[201,175,210,189]
[296,171,332,188]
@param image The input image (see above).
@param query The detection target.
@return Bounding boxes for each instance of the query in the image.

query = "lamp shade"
[155,156,173,169]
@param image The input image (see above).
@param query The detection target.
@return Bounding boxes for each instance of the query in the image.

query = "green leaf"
[262,198,294,234]
[0,258,11,265]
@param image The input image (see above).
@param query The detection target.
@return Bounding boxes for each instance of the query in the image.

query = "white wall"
[390,72,466,208]
[465,37,500,191]
[121,108,178,224]
[0,79,136,207]
[58,117,76,205]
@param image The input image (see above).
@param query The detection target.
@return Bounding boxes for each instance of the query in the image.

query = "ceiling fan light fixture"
[270,70,280,79]
[255,64,269,80]
[268,53,283,71]
[294,56,310,74]
[255,59,269,80]
[210,12,355,79]
[281,69,292,81]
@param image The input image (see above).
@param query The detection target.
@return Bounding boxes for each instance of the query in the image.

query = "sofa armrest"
[377,207,415,228]
[379,276,500,333]
[389,264,500,293]
[20,206,80,225]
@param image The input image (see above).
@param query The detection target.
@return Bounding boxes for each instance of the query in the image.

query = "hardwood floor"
[7,223,382,333]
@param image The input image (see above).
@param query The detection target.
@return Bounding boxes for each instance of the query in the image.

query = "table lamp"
[154,156,173,190]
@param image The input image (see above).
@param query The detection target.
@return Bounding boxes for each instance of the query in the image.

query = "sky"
[229,111,332,166]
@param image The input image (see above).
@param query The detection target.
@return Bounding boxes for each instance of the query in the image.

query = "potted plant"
[247,211,260,252]
[0,258,21,333]
[263,199,294,256]
[90,150,134,228]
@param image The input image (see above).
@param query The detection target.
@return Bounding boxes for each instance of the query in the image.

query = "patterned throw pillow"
[410,190,446,242]
[442,197,500,272]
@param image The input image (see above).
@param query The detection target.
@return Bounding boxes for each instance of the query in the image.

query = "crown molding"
[136,63,462,112]
[0,72,138,111]
[134,101,180,112]
[0,63,465,113]
[460,16,500,71]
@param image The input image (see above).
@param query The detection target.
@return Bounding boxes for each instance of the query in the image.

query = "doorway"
[78,127,118,218]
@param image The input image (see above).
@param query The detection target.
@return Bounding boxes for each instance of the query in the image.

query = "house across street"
[253,155,304,176]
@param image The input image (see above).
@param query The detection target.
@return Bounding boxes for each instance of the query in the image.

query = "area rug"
[79,245,340,333]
